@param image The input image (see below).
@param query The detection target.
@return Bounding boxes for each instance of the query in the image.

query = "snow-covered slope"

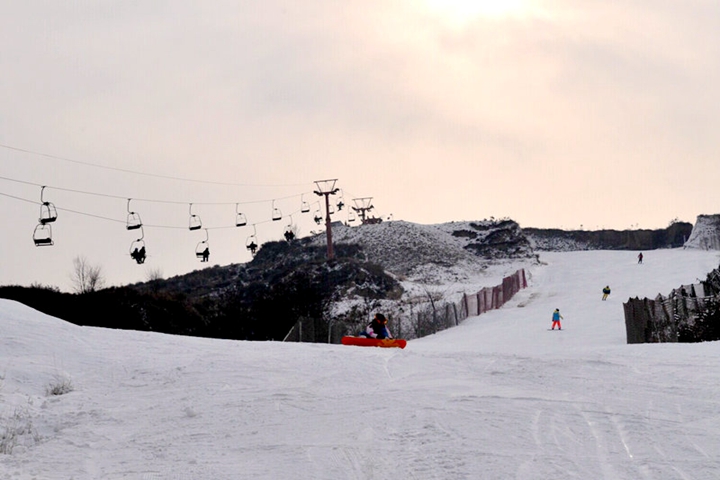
[2,249,720,479]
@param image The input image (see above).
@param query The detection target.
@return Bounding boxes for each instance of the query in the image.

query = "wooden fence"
[623,281,712,343]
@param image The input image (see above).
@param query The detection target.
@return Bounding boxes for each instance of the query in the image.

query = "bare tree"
[145,267,164,293]
[70,256,105,294]
[145,267,164,282]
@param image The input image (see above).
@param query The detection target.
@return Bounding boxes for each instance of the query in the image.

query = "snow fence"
[623,266,720,343]
[412,269,528,338]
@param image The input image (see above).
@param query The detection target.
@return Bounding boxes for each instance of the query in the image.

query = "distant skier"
[359,313,393,339]
[602,285,611,301]
[638,252,643,264]
[201,247,210,262]
[551,309,563,330]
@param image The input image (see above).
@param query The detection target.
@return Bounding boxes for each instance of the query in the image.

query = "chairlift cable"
[0,142,308,188]
[0,173,312,206]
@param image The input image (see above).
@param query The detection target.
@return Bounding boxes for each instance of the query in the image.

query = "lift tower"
[351,197,375,224]
[314,179,339,260]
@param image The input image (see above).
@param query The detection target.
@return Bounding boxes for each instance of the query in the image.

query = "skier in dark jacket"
[360,313,393,339]
[602,285,611,301]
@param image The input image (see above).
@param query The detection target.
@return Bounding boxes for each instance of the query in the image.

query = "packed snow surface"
[2,249,720,479]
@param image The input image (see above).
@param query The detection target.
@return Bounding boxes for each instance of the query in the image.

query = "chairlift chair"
[195,229,210,262]
[246,225,258,255]
[189,215,202,231]
[271,200,282,222]
[126,199,142,230]
[38,187,57,224]
[235,204,247,227]
[246,236,258,255]
[127,212,143,230]
[284,216,295,242]
[129,226,147,264]
[300,194,311,213]
[39,203,58,225]
[313,209,323,225]
[32,223,53,246]
[195,241,210,262]
[130,240,146,264]
[188,203,202,231]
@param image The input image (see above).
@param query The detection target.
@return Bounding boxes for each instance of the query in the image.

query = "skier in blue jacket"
[551,309,563,330]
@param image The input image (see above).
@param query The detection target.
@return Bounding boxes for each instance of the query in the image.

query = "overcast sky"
[2,1,719,289]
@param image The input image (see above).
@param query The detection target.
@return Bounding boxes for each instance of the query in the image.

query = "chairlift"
[300,194,310,213]
[129,227,147,264]
[195,228,210,262]
[284,216,295,242]
[126,199,142,230]
[271,200,282,222]
[32,223,53,246]
[38,186,58,225]
[246,225,258,255]
[348,210,357,223]
[235,204,247,227]
[188,203,202,231]
[313,209,323,225]
[337,190,345,211]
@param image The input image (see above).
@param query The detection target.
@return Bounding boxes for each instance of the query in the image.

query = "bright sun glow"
[423,0,529,26]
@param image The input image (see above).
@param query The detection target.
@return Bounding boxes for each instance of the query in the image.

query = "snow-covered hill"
[315,219,535,283]
[2,249,720,479]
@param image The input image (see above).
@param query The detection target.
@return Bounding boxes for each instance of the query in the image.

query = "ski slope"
[2,249,720,479]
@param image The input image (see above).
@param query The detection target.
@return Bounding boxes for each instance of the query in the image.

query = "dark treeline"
[0,239,401,342]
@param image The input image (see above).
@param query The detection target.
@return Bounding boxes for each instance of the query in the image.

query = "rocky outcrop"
[684,214,720,250]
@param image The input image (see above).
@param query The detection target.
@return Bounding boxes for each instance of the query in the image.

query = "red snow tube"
[341,336,407,349]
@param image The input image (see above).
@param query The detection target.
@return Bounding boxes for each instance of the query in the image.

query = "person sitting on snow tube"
[360,313,392,339]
